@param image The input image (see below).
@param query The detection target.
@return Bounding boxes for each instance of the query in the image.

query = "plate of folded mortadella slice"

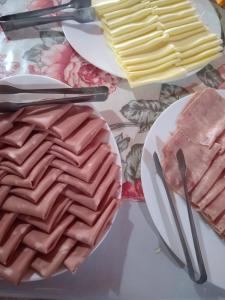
[141,88,225,289]
[0,74,122,285]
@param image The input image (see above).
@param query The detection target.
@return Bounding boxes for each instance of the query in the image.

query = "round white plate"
[0,74,122,282]
[141,89,225,289]
[62,0,221,79]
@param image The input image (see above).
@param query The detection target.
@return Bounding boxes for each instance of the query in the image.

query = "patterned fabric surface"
[0,0,224,201]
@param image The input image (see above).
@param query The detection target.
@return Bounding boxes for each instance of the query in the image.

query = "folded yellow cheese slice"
[152,1,193,15]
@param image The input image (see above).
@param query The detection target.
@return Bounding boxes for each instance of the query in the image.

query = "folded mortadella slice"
[11,168,62,203]
[21,198,71,233]
[49,118,106,155]
[0,170,6,180]
[214,213,225,235]
[1,155,54,189]
[0,124,34,148]
[0,132,47,165]
[52,144,111,182]
[66,198,118,246]
[191,154,225,204]
[49,106,93,140]
[3,183,66,219]
[0,109,23,136]
[64,164,120,210]
[1,141,53,178]
[0,222,31,265]
[202,188,225,222]
[31,237,76,277]
[69,181,120,225]
[59,153,116,196]
[0,185,10,206]
[162,129,220,193]
[49,129,109,166]
[0,246,36,285]
[23,214,75,254]
[18,104,72,129]
[0,212,17,244]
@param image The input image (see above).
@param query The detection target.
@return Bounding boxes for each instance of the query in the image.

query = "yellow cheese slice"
[95,0,142,16]
[161,15,199,29]
[183,53,222,72]
[150,0,187,7]
[158,8,196,23]
[165,21,204,36]
[169,27,207,42]
[152,1,192,15]
[180,40,223,58]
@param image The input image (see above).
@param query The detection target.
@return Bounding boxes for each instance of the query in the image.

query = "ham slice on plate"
[52,144,110,182]
[0,109,23,136]
[0,212,17,244]
[202,188,225,222]
[31,237,76,277]
[0,246,35,285]
[0,222,31,265]
[0,185,10,206]
[0,124,34,148]
[23,214,75,254]
[162,129,220,193]
[176,88,225,147]
[64,164,120,210]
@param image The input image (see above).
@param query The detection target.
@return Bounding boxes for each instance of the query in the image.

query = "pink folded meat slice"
[0,124,34,148]
[21,198,71,233]
[31,237,76,277]
[0,185,10,206]
[1,155,54,189]
[1,141,53,178]
[58,153,116,196]
[3,183,66,219]
[49,118,106,155]
[0,109,23,136]
[52,144,111,182]
[202,188,225,222]
[0,222,31,265]
[66,198,118,246]
[162,129,220,193]
[69,181,120,226]
[49,105,93,140]
[23,214,75,254]
[64,164,120,210]
[216,131,225,153]
[0,132,47,165]
[49,128,109,166]
[0,246,36,285]
[191,154,225,204]
[0,212,17,244]
[195,177,225,211]
[18,104,72,129]
[176,88,225,147]
[11,168,62,203]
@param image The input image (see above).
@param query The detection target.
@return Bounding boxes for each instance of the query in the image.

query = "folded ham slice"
[0,185,10,206]
[66,199,118,246]
[0,132,47,165]
[18,104,72,129]
[0,212,17,244]
[202,188,225,222]
[49,118,106,155]
[69,181,120,225]
[0,124,34,148]
[176,88,225,147]
[0,109,23,136]
[64,164,120,210]
[0,222,31,265]
[0,141,52,178]
[11,168,62,203]
[1,155,54,189]
[52,144,110,182]
[3,183,66,219]
[23,214,75,254]
[49,129,109,166]
[49,106,93,140]
[0,246,36,285]
[31,237,76,277]
[162,129,220,193]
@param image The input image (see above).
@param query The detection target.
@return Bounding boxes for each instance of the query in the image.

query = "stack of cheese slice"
[94,0,223,87]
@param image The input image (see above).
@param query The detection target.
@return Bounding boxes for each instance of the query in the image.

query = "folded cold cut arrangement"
[0,103,121,284]
[162,88,225,239]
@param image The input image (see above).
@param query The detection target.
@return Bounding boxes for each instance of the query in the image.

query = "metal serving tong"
[0,0,95,31]
[0,85,108,113]
[153,150,207,284]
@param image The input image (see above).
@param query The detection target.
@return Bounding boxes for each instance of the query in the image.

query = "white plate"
[141,89,225,289]
[62,0,221,79]
[0,74,122,282]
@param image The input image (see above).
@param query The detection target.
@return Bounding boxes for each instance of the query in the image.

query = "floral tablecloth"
[0,0,224,201]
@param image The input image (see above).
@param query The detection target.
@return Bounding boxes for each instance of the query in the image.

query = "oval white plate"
[0,74,122,282]
[141,89,225,289]
[62,0,221,79]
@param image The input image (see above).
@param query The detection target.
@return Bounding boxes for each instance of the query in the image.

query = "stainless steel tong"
[0,0,95,31]
[153,150,207,284]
